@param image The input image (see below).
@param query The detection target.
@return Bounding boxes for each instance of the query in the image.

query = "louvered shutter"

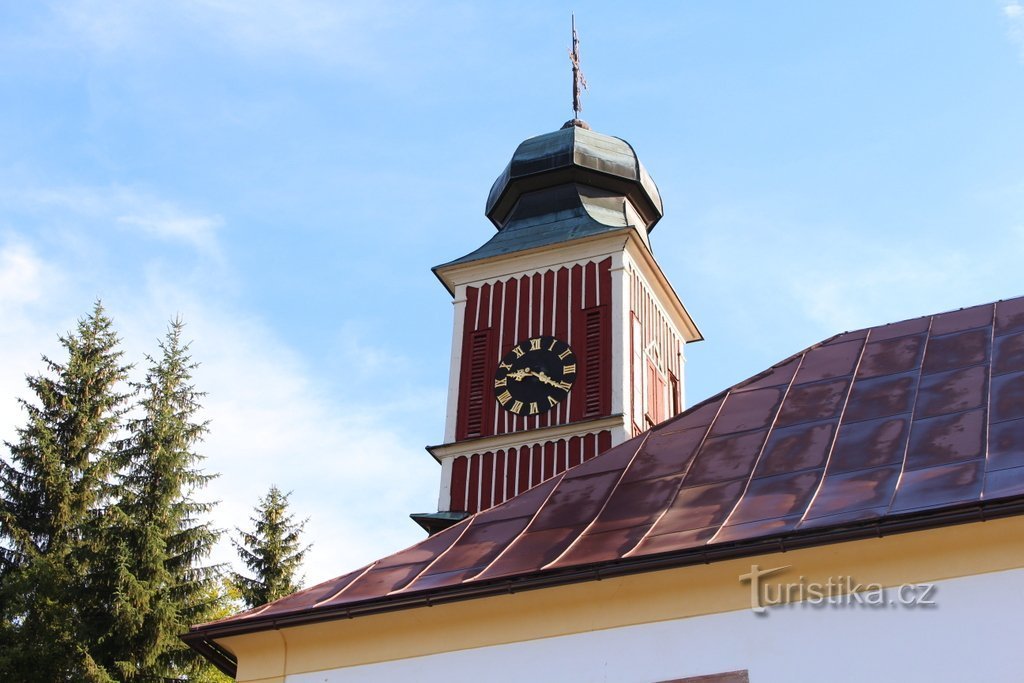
[457,329,494,439]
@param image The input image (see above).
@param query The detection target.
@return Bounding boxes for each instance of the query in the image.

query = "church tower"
[413,120,701,533]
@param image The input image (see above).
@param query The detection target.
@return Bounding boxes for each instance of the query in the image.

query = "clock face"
[494,336,577,415]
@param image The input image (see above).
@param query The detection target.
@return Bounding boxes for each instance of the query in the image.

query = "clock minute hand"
[533,371,562,388]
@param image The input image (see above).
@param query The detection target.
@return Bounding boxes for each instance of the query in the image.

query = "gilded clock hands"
[507,368,534,382]
[506,367,568,390]
[533,371,563,389]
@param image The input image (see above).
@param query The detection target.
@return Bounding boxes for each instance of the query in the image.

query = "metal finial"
[569,14,588,119]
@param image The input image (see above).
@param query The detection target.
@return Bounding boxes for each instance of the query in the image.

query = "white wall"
[288,566,1024,683]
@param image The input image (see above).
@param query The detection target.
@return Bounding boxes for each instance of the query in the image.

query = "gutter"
[183,493,1024,677]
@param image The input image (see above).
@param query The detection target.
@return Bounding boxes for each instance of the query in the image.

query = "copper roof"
[188,295,1024,648]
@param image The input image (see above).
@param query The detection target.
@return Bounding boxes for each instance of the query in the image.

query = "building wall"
[289,566,1024,683]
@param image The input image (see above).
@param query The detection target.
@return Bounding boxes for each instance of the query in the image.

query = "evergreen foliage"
[0,307,228,681]
[0,302,130,681]
[233,486,310,609]
[95,318,222,681]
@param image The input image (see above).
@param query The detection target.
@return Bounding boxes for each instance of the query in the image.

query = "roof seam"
[626,398,729,555]
[980,304,998,500]
[796,333,871,525]
[543,431,653,567]
[471,471,569,579]
[709,352,808,540]
[884,313,936,514]
[392,516,479,594]
[315,562,379,607]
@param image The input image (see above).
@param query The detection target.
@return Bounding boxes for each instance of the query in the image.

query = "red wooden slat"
[583,433,596,462]
[465,286,479,333]
[570,264,584,318]
[542,269,555,337]
[585,260,597,310]
[598,430,612,455]
[450,455,468,512]
[504,448,517,501]
[518,445,531,493]
[568,435,581,468]
[480,451,494,511]
[531,272,542,340]
[543,441,555,480]
[493,450,506,506]
[467,454,480,514]
[598,257,611,309]
[477,283,491,330]
[531,444,543,487]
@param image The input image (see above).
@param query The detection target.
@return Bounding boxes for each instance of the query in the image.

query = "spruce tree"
[95,318,222,681]
[0,302,129,681]
[232,486,310,608]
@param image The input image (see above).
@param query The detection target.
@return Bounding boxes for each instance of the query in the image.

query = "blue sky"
[1,2,1023,585]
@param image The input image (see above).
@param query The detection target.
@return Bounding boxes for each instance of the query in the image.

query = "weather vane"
[569,14,588,120]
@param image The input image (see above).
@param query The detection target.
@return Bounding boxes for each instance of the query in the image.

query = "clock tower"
[413,120,701,533]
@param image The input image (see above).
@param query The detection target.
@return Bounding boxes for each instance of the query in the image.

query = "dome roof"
[485,124,664,232]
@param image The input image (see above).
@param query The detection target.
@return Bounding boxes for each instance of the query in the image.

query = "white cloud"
[48,0,425,69]
[0,239,55,308]
[116,214,222,255]
[1006,2,1024,58]
[6,184,224,257]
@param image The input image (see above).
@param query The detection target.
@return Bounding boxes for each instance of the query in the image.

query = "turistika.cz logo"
[738,564,937,614]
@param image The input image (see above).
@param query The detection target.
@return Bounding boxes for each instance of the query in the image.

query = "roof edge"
[185,494,1024,644]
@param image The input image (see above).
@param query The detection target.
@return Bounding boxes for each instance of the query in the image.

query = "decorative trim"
[427,414,626,462]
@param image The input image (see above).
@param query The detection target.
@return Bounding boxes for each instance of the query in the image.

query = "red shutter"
[457,329,494,439]
[646,358,667,425]
[572,305,609,421]
[584,308,603,416]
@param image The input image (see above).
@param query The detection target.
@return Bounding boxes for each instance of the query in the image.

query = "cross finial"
[569,14,588,119]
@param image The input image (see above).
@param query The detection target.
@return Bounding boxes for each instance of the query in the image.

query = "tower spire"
[569,14,588,123]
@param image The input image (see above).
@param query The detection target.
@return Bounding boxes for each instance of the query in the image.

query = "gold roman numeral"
[547,396,559,407]
[494,378,507,388]
[558,348,571,360]
[563,363,576,375]
[548,338,558,351]
[529,402,539,414]
[497,390,512,405]
[556,381,572,391]
[513,346,525,358]
[510,400,524,414]
[499,361,513,371]
[530,338,541,351]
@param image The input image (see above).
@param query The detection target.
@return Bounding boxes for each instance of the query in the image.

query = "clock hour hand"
[507,368,533,382]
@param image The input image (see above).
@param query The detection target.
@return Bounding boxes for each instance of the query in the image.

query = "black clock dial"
[494,336,576,415]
